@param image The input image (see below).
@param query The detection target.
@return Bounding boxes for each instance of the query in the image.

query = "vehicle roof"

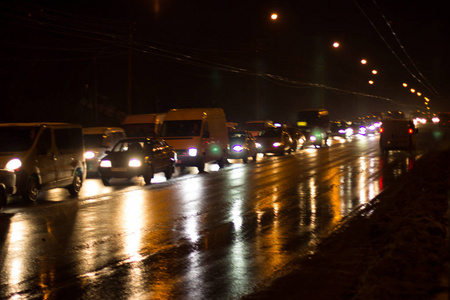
[0,122,81,128]
[82,127,125,134]
[118,137,158,142]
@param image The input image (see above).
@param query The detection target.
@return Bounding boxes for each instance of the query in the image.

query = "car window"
[54,128,83,153]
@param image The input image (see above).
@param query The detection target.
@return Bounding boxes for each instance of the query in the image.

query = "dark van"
[0,123,86,202]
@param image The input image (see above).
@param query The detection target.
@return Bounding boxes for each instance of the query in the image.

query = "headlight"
[5,158,22,171]
[99,160,112,168]
[188,148,198,157]
[256,143,262,148]
[232,145,244,152]
[84,151,95,159]
[338,129,346,134]
[273,142,282,147]
[129,158,142,167]
[309,135,317,142]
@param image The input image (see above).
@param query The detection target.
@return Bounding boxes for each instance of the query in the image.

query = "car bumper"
[98,166,149,178]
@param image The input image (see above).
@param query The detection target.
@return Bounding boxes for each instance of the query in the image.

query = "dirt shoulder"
[244,148,449,300]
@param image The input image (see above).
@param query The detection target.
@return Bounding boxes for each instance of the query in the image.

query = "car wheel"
[101,176,111,186]
[165,163,174,180]
[23,175,39,202]
[197,157,205,173]
[68,171,82,196]
[144,167,153,185]
[0,189,6,210]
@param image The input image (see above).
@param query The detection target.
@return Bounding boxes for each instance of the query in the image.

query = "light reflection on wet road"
[0,125,446,299]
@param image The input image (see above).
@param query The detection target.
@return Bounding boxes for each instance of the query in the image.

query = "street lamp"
[360,59,367,65]
[270,13,278,20]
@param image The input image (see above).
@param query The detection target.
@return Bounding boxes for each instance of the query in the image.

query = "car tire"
[0,189,6,210]
[144,167,153,185]
[197,156,205,173]
[101,176,111,186]
[23,175,39,202]
[68,171,82,196]
[165,163,174,180]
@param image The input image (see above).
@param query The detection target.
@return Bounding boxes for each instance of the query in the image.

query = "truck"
[160,108,229,172]
[297,109,330,148]
[121,113,166,137]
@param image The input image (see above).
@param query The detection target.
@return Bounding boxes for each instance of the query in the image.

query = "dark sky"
[0,0,448,126]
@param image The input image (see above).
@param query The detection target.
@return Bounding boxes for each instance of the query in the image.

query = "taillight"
[408,128,413,134]
[379,128,384,133]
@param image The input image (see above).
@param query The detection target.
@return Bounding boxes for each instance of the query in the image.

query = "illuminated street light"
[368,80,374,85]
[270,13,278,20]
[360,59,367,65]
[417,92,422,96]
[332,42,340,48]
[402,83,408,87]
[410,88,416,93]
[424,97,430,102]
[372,70,378,74]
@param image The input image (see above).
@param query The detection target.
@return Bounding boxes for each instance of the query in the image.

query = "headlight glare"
[129,158,142,167]
[188,148,198,157]
[84,151,95,159]
[6,158,22,171]
[99,160,112,168]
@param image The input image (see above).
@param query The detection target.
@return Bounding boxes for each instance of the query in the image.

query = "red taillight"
[379,128,384,133]
[408,128,413,134]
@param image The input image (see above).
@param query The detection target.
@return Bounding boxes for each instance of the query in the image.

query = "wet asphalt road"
[0,124,447,299]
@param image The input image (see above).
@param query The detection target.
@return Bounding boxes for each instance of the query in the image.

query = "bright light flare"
[5,158,22,171]
[128,158,142,167]
[270,13,278,20]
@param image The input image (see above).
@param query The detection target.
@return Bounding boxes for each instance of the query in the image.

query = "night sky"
[1,0,448,126]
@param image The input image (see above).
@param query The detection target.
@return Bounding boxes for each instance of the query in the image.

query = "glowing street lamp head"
[270,13,278,20]
[360,59,367,65]
[332,42,340,48]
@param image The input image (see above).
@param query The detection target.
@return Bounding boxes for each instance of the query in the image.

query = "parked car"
[83,127,126,176]
[0,123,86,202]
[0,169,16,210]
[228,130,257,163]
[98,137,176,185]
[256,127,293,155]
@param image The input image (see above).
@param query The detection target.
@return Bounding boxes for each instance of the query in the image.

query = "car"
[0,169,16,210]
[98,137,176,185]
[286,127,306,151]
[0,123,86,202]
[228,130,257,163]
[83,127,126,176]
[256,127,293,155]
[379,119,417,154]
[330,121,353,138]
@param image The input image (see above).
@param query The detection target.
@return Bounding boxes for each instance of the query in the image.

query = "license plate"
[111,167,127,172]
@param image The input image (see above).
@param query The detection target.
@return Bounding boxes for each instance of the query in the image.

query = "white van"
[160,108,229,172]
[0,123,86,202]
[379,119,417,154]
[121,113,166,137]
[82,127,126,175]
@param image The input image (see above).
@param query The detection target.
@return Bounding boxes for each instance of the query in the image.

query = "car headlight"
[129,158,142,167]
[256,143,262,148]
[273,142,282,147]
[309,135,317,142]
[232,145,244,152]
[99,160,112,168]
[5,158,22,171]
[188,148,198,157]
[84,151,96,160]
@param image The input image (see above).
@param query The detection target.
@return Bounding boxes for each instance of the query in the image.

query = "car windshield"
[160,120,202,137]
[229,132,246,138]
[0,126,40,152]
[258,128,281,137]
[84,134,105,148]
[111,141,146,152]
